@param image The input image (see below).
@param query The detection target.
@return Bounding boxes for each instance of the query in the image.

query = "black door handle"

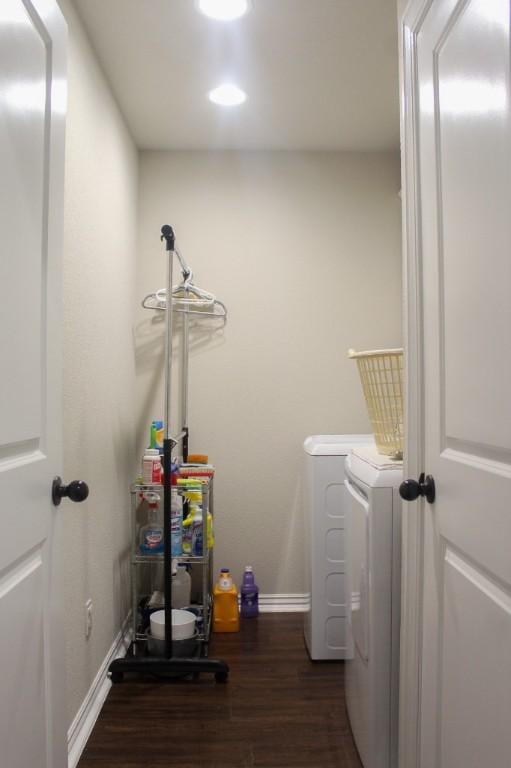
[52,476,89,506]
[399,473,435,504]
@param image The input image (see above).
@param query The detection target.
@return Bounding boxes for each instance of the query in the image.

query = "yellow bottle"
[213,569,240,633]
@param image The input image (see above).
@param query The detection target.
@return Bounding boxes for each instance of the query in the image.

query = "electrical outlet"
[85,599,93,639]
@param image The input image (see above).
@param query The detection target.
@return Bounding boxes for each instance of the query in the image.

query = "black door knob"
[399,473,435,504]
[52,476,89,506]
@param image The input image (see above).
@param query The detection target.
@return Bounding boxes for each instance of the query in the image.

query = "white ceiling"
[74,0,399,151]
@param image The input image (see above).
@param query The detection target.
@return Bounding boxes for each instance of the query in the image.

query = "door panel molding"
[0,544,43,600]
[445,546,511,612]
[0,438,44,468]
[440,545,511,765]
[443,441,511,474]
[432,0,511,461]
[434,0,471,57]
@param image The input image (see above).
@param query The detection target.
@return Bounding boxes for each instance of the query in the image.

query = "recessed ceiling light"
[197,0,251,21]
[209,83,247,107]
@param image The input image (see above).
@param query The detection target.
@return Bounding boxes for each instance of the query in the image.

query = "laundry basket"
[348,348,404,458]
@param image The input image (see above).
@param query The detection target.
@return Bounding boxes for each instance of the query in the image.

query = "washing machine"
[344,445,402,768]
[303,435,372,660]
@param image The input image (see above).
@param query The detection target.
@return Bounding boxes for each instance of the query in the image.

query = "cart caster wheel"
[215,671,228,683]
[110,670,124,684]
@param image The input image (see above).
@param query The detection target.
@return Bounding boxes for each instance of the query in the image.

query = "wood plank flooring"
[78,613,362,768]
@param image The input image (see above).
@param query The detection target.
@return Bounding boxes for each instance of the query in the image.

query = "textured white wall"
[136,150,402,595]
[58,0,138,728]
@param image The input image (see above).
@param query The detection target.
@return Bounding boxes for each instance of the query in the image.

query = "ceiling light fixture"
[197,0,251,21]
[209,83,247,107]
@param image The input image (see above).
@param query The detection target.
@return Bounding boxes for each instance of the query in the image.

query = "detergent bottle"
[213,568,240,633]
[240,566,259,618]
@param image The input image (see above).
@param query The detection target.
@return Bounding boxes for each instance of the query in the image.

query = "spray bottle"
[139,493,163,554]
[182,488,203,556]
[170,469,183,556]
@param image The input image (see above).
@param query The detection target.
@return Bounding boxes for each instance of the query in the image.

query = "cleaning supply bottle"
[240,566,259,618]
[191,494,203,556]
[179,479,201,553]
[150,420,164,451]
[179,479,214,550]
[182,488,203,556]
[182,512,192,554]
[142,448,162,484]
[170,470,183,556]
[139,493,163,554]
[213,568,240,633]
[149,560,191,609]
[206,508,214,550]
[172,561,192,608]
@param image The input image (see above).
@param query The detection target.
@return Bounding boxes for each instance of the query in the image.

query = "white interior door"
[401,1,511,766]
[0,2,67,767]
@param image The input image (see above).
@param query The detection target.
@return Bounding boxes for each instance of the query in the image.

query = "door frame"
[398,1,435,767]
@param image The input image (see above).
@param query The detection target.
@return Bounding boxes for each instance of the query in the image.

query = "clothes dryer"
[344,446,402,768]
[303,435,372,659]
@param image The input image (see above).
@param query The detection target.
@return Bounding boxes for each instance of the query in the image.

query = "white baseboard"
[258,593,309,613]
[67,617,131,768]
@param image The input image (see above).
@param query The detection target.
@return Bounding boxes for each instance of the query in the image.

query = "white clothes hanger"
[141,290,227,318]
[141,246,227,318]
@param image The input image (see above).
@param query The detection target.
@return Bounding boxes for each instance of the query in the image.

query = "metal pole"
[182,298,190,462]
[162,226,175,441]
[160,225,175,658]
[175,246,192,285]
[176,247,191,463]
[202,483,209,639]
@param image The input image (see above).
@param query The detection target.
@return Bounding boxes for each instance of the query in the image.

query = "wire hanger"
[142,291,227,318]
[141,247,227,318]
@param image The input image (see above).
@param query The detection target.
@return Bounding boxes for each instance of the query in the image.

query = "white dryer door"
[345,475,369,662]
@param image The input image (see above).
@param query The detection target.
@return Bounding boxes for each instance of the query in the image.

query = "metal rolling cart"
[109,225,228,683]
[126,478,214,650]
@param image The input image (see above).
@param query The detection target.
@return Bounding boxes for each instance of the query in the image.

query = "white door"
[0,2,68,767]
[401,1,511,766]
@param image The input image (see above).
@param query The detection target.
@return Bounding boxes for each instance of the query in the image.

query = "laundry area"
[5,0,511,766]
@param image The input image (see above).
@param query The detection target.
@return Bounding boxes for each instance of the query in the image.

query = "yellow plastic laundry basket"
[348,348,404,459]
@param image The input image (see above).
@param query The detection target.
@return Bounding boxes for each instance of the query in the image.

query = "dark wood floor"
[78,613,362,768]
